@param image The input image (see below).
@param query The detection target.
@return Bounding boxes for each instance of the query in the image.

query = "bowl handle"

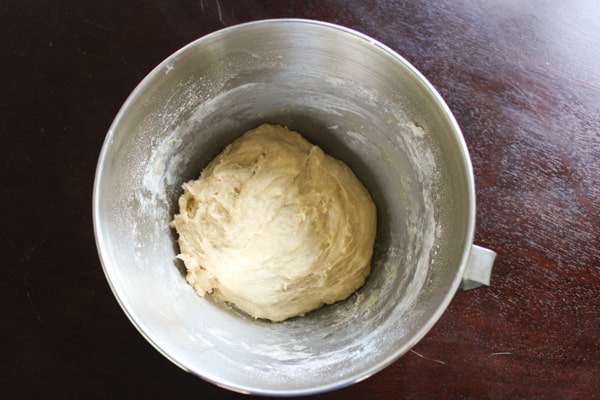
[459,245,496,290]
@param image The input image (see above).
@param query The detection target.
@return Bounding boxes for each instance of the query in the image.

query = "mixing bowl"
[93,19,496,396]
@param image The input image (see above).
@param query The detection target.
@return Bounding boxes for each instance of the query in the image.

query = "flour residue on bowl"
[120,50,444,390]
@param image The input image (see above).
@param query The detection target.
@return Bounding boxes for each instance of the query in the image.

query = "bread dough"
[171,124,377,322]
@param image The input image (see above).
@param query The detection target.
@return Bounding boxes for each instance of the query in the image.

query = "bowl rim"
[92,18,476,397]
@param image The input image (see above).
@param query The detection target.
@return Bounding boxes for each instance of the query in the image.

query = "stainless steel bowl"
[93,19,495,396]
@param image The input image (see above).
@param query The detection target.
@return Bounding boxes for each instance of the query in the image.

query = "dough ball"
[171,124,377,322]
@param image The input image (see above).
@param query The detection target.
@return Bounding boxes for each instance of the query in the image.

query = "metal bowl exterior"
[93,19,475,396]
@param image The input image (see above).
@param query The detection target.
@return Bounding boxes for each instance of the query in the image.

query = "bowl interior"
[94,20,474,395]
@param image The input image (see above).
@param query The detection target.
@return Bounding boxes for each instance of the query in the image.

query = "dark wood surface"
[2,1,599,398]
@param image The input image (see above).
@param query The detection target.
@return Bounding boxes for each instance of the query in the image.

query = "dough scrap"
[171,124,377,322]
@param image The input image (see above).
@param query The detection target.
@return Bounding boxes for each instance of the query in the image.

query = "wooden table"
[3,1,598,398]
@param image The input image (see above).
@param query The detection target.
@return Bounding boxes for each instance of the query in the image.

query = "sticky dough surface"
[171,124,377,322]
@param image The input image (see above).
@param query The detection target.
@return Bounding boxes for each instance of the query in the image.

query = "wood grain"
[2,1,598,398]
